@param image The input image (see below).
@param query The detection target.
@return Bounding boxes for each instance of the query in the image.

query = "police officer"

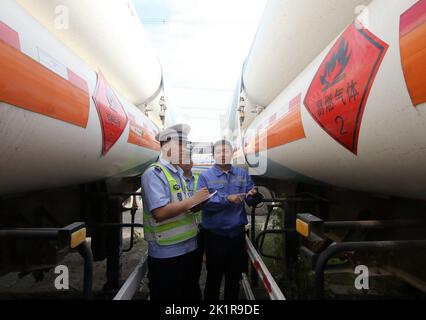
[198,139,258,300]
[141,124,210,301]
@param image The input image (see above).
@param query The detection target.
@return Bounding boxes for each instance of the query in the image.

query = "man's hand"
[227,194,245,204]
[190,188,210,206]
[247,187,258,197]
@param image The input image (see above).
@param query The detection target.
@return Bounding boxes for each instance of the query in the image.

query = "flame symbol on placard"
[320,37,351,91]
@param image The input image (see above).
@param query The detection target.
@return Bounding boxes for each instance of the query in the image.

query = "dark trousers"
[204,230,245,300]
[148,248,201,301]
[195,231,205,299]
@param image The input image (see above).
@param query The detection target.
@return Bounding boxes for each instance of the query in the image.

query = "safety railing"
[246,235,286,300]
[113,254,148,300]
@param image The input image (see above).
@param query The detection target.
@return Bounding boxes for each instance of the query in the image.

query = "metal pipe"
[0,223,85,242]
[324,219,426,231]
[259,205,275,251]
[262,198,325,203]
[250,205,258,286]
[314,240,426,299]
[94,223,144,229]
[255,229,287,260]
[250,205,256,242]
[124,203,138,253]
[93,192,142,197]
[283,202,299,272]
[78,241,94,300]
[0,229,63,240]
[105,197,123,290]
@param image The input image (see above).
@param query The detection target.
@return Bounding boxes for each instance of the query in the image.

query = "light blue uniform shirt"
[141,157,198,258]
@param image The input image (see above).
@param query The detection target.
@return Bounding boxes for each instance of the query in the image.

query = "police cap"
[155,124,191,143]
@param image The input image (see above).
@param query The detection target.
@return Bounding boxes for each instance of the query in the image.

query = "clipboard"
[188,191,217,212]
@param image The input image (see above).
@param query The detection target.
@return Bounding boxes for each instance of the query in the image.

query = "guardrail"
[113,237,285,300]
[113,254,148,300]
[246,235,286,300]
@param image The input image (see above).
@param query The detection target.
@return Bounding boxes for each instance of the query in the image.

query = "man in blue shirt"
[198,139,258,300]
[141,124,209,300]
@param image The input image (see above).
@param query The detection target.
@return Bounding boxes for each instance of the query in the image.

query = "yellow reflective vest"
[143,163,198,246]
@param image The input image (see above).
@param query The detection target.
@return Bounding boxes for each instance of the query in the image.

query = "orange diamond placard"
[93,72,128,155]
[304,22,388,155]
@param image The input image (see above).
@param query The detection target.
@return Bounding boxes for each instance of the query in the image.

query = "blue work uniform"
[198,165,255,237]
[141,157,197,259]
[198,164,254,300]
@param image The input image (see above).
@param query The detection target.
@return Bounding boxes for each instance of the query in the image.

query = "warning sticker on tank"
[93,72,128,155]
[304,22,388,155]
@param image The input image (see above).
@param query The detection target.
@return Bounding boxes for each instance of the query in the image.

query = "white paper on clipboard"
[189,190,217,212]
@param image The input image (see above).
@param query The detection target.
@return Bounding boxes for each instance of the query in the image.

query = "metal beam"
[246,235,286,300]
[113,256,148,300]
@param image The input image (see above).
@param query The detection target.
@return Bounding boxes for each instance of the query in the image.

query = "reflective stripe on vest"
[143,163,198,246]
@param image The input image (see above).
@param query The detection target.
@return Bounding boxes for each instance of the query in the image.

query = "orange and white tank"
[0,0,161,195]
[16,0,162,106]
[233,0,426,200]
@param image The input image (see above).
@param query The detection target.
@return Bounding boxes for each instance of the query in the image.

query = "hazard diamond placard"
[93,72,128,155]
[304,22,388,155]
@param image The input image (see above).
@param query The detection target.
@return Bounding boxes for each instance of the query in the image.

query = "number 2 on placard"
[335,116,347,136]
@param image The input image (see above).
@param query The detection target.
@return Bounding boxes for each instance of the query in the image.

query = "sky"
[132,0,267,142]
